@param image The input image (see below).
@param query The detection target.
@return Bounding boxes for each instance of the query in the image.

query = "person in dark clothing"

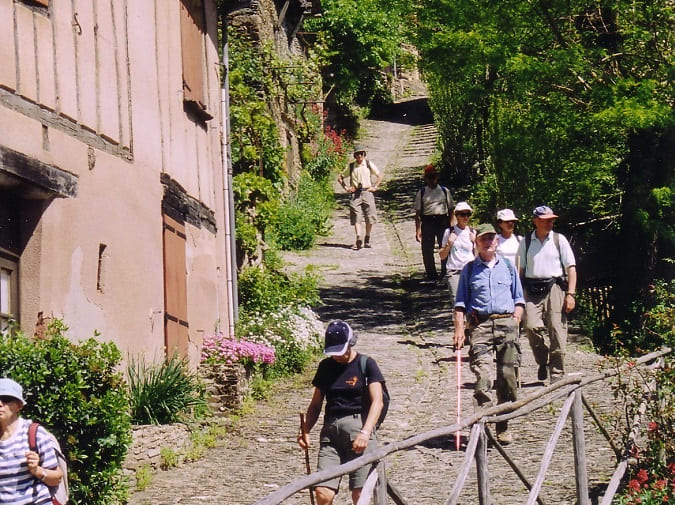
[414,164,455,281]
[298,320,385,505]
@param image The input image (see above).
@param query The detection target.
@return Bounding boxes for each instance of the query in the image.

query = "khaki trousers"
[524,282,567,379]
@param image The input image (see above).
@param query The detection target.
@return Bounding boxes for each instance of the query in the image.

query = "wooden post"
[571,392,590,505]
[525,393,575,505]
[475,423,490,505]
[375,461,388,505]
[445,423,481,505]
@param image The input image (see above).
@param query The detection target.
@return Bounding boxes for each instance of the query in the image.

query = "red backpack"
[28,422,69,505]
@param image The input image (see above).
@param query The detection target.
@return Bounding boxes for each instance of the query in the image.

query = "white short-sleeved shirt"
[442,225,475,270]
[343,160,380,189]
[414,185,453,216]
[517,231,576,278]
[496,234,523,267]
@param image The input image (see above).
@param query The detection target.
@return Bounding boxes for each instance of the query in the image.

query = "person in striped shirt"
[0,378,63,505]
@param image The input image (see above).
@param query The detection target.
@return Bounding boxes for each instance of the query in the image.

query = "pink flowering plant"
[201,334,275,368]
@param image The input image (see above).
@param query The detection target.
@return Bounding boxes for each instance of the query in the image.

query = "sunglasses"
[456,212,471,217]
[0,396,17,404]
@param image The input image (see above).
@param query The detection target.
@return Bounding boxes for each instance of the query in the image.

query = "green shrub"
[0,320,131,505]
[127,353,208,425]
[272,201,317,250]
[238,253,320,313]
[269,171,335,251]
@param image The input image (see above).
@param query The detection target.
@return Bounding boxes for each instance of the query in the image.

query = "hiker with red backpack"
[297,320,387,505]
[0,378,64,505]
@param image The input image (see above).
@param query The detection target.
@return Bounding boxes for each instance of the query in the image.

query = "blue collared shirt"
[454,255,525,314]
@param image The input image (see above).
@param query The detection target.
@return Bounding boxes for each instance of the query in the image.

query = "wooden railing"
[252,347,671,505]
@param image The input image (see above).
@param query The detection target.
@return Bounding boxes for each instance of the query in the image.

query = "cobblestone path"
[127,98,618,505]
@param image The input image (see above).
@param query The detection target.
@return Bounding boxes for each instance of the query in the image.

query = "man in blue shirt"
[453,223,525,445]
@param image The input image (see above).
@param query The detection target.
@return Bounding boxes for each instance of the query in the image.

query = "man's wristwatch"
[566,292,575,297]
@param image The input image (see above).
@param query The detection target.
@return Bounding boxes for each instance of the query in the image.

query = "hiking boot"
[353,238,363,250]
[496,430,513,445]
[364,236,371,248]
[538,365,548,381]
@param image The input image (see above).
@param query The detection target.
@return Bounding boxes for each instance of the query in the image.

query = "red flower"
[654,479,667,490]
[629,479,641,491]
[636,468,649,484]
[648,421,658,432]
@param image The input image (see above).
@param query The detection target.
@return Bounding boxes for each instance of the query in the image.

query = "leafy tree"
[305,0,413,125]
[416,0,674,347]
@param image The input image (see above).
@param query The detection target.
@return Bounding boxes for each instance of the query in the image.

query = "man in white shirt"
[338,147,383,250]
[517,206,577,383]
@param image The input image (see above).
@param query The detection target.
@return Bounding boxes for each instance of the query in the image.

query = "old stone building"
[0,0,319,366]
[0,0,232,366]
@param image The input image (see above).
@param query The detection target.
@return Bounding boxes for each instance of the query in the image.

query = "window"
[21,0,49,7]
[180,0,212,120]
[0,254,18,332]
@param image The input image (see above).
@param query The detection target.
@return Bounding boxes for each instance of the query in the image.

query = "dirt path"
[127,97,617,505]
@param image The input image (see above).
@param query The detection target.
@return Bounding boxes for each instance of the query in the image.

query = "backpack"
[28,422,69,505]
[358,354,390,429]
[420,185,452,216]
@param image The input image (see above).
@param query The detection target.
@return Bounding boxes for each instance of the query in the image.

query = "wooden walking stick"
[299,413,316,505]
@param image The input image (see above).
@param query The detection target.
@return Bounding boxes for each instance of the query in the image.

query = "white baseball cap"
[454,202,472,213]
[496,209,518,221]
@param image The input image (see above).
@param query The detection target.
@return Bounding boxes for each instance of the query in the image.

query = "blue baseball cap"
[533,205,558,219]
[324,320,354,356]
[0,378,25,405]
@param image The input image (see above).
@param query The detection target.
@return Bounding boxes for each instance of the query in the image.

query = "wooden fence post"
[475,422,490,505]
[375,461,388,505]
[572,391,590,505]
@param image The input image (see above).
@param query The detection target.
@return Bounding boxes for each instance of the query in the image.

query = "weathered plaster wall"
[0,0,229,366]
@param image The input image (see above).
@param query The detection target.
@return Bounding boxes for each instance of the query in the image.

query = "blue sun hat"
[0,378,25,405]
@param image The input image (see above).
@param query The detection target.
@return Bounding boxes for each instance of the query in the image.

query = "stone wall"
[124,424,192,472]
[124,363,250,478]
[228,0,318,181]
[199,363,251,416]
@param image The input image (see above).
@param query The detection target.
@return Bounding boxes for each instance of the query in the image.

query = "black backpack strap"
[524,232,564,275]
[359,354,369,384]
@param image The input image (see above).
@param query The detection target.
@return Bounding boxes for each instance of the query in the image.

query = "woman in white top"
[495,208,523,268]
[439,201,476,304]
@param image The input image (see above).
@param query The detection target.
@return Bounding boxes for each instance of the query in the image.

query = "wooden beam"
[475,423,490,505]
[572,392,590,505]
[445,423,481,505]
[485,427,547,505]
[581,393,622,460]
[525,393,575,505]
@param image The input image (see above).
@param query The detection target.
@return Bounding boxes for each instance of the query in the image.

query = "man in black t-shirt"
[298,320,385,505]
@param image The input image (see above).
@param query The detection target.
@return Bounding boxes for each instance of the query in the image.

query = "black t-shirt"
[312,354,385,418]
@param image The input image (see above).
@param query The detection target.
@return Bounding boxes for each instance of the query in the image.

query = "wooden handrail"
[251,347,671,505]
